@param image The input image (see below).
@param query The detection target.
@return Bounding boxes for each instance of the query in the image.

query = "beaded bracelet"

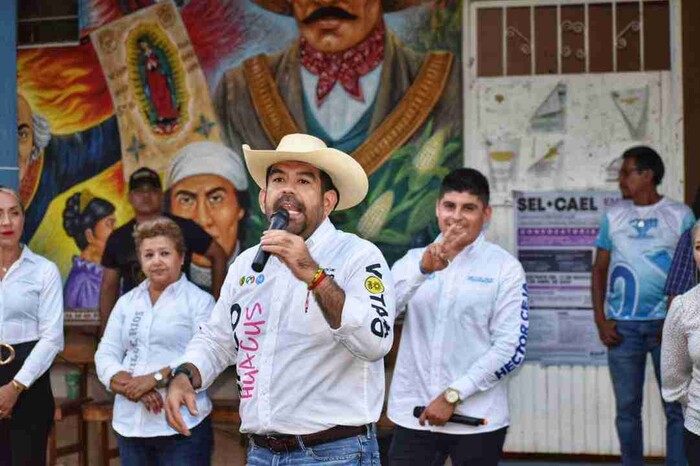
[308,267,326,290]
[305,267,327,313]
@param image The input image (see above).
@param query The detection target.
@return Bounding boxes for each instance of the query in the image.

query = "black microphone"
[252,208,290,272]
[413,406,487,427]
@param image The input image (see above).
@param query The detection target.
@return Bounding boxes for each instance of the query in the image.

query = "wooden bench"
[82,398,243,465]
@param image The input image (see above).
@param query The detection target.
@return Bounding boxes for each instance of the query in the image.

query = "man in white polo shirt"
[164,133,395,464]
[387,168,528,466]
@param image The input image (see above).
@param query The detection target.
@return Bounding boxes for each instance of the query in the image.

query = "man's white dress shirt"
[0,246,63,387]
[388,234,529,434]
[95,275,215,437]
[181,219,395,435]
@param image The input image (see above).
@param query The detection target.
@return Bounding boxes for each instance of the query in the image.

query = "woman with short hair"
[662,220,700,465]
[95,216,215,465]
[0,186,64,466]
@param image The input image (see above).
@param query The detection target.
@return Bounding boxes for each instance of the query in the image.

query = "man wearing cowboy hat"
[165,134,395,464]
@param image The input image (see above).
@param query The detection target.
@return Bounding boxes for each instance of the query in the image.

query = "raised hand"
[260,229,318,284]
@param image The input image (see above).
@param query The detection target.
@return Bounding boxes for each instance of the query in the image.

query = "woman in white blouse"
[0,187,64,466]
[95,217,215,465]
[662,219,700,465]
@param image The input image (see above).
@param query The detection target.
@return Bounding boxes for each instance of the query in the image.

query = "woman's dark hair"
[63,192,116,250]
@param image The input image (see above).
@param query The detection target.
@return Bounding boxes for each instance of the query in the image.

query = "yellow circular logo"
[364,276,384,294]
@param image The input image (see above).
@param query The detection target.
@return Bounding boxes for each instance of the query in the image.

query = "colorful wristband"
[308,267,325,289]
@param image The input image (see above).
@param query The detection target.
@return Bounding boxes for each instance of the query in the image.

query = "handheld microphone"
[252,208,290,272]
[413,406,487,427]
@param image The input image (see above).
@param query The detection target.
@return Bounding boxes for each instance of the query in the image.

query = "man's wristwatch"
[444,387,460,404]
[153,371,168,389]
[171,364,195,388]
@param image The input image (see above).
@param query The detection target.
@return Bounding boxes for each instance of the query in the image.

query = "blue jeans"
[246,425,380,465]
[608,320,685,466]
[115,416,213,466]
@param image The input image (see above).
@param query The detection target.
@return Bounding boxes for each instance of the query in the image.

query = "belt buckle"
[266,435,288,453]
[0,343,15,366]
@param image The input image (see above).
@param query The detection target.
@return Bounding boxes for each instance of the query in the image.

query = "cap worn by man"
[129,167,162,191]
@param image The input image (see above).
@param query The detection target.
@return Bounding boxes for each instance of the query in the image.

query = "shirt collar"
[136,273,187,298]
[18,245,37,264]
[305,217,336,251]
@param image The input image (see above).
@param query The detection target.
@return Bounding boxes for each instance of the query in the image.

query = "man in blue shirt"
[592,146,694,466]
[664,188,700,306]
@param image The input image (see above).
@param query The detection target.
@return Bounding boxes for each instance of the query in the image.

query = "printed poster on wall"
[515,190,621,365]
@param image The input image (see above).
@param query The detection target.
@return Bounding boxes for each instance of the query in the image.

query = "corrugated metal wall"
[504,361,666,456]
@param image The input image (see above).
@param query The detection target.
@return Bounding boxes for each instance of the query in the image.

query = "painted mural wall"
[17,0,463,313]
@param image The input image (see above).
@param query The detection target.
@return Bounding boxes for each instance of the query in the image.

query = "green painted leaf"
[407,191,440,234]
[376,230,411,246]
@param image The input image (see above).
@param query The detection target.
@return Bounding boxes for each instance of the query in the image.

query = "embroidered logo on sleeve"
[366,263,390,338]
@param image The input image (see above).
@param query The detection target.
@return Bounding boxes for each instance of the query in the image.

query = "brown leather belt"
[250,425,368,452]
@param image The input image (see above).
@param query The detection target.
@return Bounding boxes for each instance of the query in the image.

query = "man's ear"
[258,189,267,213]
[483,205,493,223]
[323,189,339,216]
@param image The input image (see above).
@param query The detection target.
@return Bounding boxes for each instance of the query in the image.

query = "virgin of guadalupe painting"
[136,36,180,134]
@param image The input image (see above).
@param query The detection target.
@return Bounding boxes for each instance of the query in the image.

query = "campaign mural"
[17,0,462,310]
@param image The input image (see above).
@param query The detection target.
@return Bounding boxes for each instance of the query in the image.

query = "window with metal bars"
[474,0,670,77]
[18,0,79,49]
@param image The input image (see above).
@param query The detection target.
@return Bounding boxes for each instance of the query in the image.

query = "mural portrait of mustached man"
[17,0,461,305]
[215,0,463,263]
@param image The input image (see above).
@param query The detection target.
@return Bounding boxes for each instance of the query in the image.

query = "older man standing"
[165,142,250,289]
[592,146,693,466]
[165,134,395,464]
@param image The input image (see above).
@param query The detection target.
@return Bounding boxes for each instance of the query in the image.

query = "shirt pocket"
[454,283,496,329]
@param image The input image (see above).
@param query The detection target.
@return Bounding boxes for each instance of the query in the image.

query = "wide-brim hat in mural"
[243,133,368,211]
[253,0,424,15]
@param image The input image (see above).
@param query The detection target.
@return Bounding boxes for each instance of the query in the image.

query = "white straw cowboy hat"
[243,134,369,211]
